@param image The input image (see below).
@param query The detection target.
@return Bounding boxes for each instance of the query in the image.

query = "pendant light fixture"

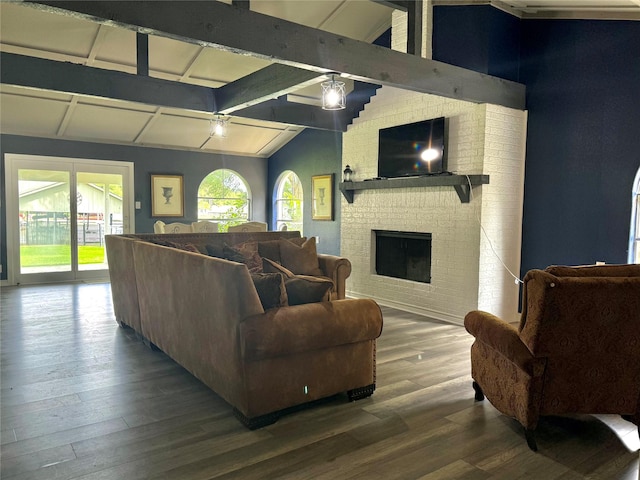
[209,114,228,138]
[321,74,346,110]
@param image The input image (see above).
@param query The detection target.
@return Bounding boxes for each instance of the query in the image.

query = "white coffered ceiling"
[1,1,638,158]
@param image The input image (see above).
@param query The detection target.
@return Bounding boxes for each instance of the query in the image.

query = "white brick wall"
[391,1,433,59]
[341,87,527,325]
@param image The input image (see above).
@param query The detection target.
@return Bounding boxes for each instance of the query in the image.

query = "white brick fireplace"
[341,87,528,325]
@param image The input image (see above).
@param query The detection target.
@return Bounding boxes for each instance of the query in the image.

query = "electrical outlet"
[315,236,320,244]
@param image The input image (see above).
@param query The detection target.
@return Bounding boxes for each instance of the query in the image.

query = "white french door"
[5,155,135,285]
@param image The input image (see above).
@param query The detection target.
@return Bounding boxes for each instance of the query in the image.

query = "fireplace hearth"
[374,230,432,283]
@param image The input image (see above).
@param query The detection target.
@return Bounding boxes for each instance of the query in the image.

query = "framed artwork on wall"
[151,174,184,217]
[312,174,334,221]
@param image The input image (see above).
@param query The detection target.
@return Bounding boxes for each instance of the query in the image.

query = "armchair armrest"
[464,310,545,377]
[317,254,351,299]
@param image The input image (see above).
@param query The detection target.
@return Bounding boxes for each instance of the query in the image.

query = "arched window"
[197,169,250,232]
[274,171,303,233]
[629,168,640,263]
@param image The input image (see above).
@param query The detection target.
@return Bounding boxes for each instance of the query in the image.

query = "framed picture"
[312,174,334,221]
[151,174,184,217]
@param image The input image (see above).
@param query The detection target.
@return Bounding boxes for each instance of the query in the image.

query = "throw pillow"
[284,275,334,306]
[223,242,263,273]
[262,257,295,278]
[257,240,282,263]
[257,236,307,264]
[152,240,202,254]
[250,273,288,310]
[205,243,225,259]
[279,237,323,276]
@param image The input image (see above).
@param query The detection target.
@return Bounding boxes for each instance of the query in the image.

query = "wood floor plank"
[1,283,638,479]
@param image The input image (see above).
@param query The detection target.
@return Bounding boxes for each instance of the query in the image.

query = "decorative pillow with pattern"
[223,242,263,273]
[152,240,202,254]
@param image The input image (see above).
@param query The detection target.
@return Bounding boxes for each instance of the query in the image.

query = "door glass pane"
[18,169,71,274]
[76,171,124,271]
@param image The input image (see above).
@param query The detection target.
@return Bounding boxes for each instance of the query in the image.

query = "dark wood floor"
[1,283,638,480]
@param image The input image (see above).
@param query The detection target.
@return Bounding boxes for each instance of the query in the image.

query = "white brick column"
[341,88,527,325]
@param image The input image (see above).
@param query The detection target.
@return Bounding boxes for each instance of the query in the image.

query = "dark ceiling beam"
[0,51,214,112]
[215,64,322,114]
[407,0,423,57]
[136,32,149,76]
[27,1,526,110]
[1,52,344,131]
[231,0,250,10]
[233,97,353,132]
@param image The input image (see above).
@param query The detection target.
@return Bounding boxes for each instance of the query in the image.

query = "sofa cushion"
[284,275,333,305]
[263,258,332,305]
[152,239,203,254]
[262,257,295,277]
[250,273,288,310]
[279,237,323,276]
[258,237,307,264]
[223,242,263,273]
[205,243,225,258]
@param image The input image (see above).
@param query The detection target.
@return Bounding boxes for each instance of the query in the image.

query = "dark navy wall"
[433,5,520,82]
[0,134,268,280]
[268,129,342,255]
[433,6,640,275]
[518,20,640,273]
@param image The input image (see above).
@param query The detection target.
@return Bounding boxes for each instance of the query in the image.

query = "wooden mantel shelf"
[338,174,489,204]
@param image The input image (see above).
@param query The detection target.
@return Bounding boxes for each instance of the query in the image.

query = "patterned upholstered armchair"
[464,264,640,451]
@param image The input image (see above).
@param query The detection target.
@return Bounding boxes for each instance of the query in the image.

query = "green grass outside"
[20,245,105,267]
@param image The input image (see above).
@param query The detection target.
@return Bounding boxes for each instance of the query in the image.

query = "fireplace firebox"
[374,230,432,283]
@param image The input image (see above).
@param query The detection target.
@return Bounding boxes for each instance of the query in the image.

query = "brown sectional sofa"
[105,231,383,428]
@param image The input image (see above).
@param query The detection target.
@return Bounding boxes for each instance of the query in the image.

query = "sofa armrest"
[464,310,545,377]
[317,254,352,300]
[240,298,382,361]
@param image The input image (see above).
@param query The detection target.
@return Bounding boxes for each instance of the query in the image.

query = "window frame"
[273,170,303,233]
[197,169,251,232]
[629,167,640,264]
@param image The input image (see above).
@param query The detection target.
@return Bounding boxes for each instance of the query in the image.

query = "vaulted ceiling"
[1,1,638,158]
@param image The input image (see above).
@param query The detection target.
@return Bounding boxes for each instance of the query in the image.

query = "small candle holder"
[343,165,353,182]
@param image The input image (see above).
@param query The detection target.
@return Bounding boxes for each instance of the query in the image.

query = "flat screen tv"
[378,117,448,178]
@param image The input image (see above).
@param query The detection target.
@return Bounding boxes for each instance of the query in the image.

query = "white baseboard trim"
[346,289,464,327]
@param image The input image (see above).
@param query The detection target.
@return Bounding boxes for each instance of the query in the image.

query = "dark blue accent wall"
[433,6,640,275]
[519,20,640,273]
[433,5,520,82]
[0,134,268,280]
[268,129,342,255]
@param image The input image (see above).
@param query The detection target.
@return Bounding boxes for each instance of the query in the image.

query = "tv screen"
[378,117,447,178]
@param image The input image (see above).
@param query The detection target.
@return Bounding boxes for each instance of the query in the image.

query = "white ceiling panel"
[202,121,290,156]
[91,26,137,68]
[0,92,69,137]
[149,36,203,77]
[64,103,152,143]
[0,2,100,58]
[187,48,272,86]
[315,1,395,42]
[139,114,211,149]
